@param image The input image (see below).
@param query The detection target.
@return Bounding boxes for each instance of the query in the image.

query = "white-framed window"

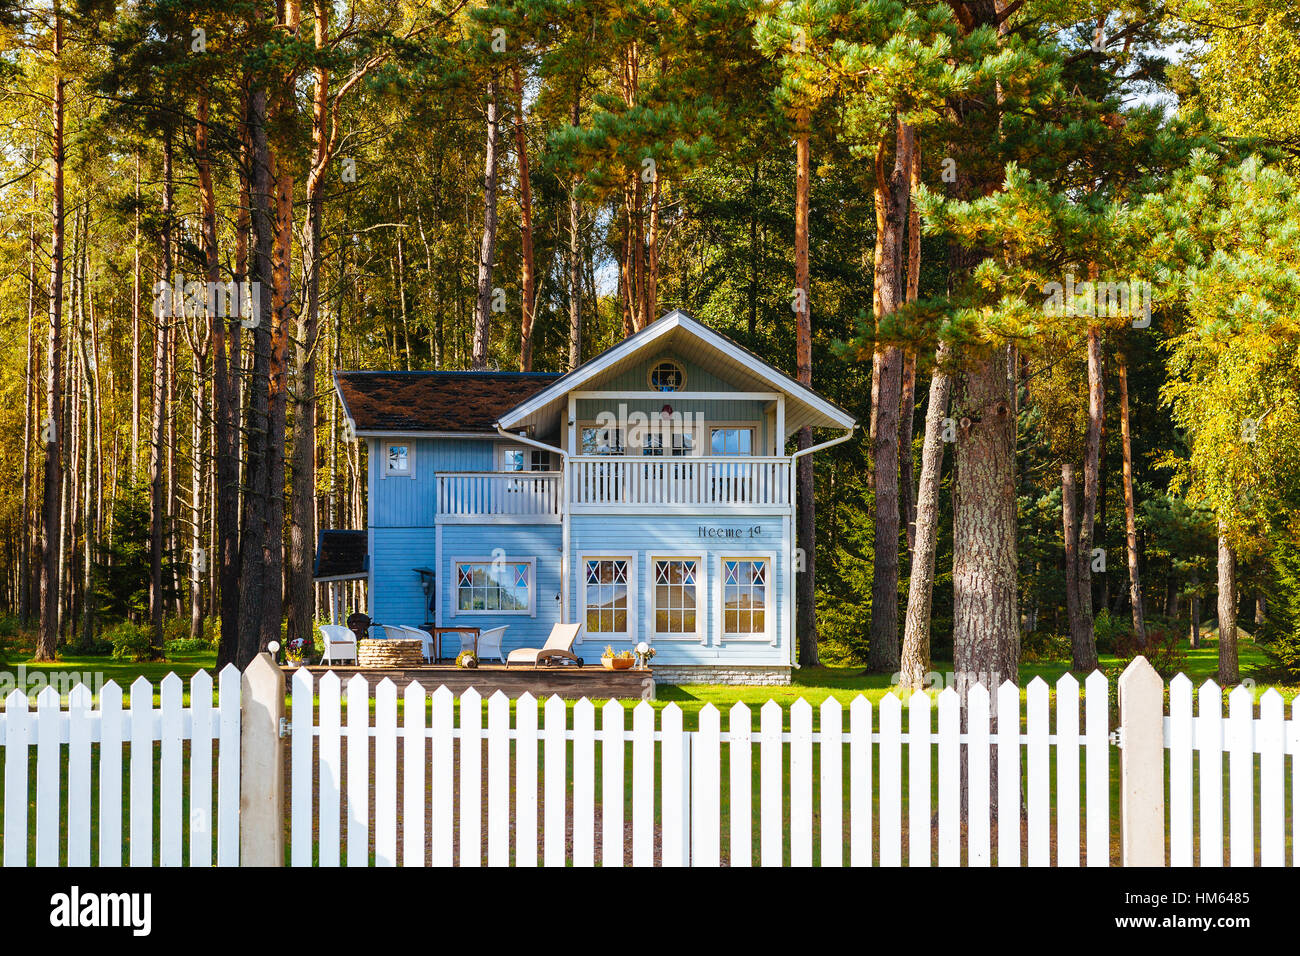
[647,358,686,392]
[580,423,626,455]
[449,557,537,617]
[500,446,551,471]
[579,553,637,643]
[649,554,705,642]
[715,554,775,642]
[710,427,755,456]
[383,441,415,478]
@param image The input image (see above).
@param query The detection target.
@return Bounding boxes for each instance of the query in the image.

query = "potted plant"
[285,636,312,665]
[601,646,636,670]
[456,650,478,669]
[634,641,656,669]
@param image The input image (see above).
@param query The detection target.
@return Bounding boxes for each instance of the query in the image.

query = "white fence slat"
[189,670,214,868]
[1259,689,1285,867]
[3,690,30,867]
[1084,670,1109,867]
[374,679,398,867]
[879,693,902,867]
[346,673,371,867]
[517,693,539,867]
[35,687,60,867]
[573,698,596,867]
[820,698,843,868]
[1168,674,1194,867]
[68,685,92,867]
[98,681,123,867]
[790,698,813,867]
[487,691,511,867]
[996,681,1021,867]
[601,699,624,868]
[430,686,454,867]
[729,702,752,867]
[661,703,687,867]
[632,700,655,866]
[544,695,568,867]
[1197,680,1223,867]
[159,673,184,867]
[402,681,427,867]
[1055,674,1080,867]
[317,672,342,867]
[967,685,991,867]
[216,664,240,867]
[694,704,721,867]
[1228,685,1254,867]
[760,700,783,866]
[849,696,872,867]
[909,691,932,868]
[290,669,314,867]
[937,688,959,866]
[459,688,482,868]
[1026,677,1049,867]
[129,677,154,867]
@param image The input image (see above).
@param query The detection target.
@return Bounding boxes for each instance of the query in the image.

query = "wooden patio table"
[431,626,480,661]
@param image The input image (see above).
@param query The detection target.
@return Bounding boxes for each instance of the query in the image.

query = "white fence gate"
[0,668,241,866]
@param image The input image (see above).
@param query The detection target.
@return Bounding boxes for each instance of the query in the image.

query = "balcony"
[568,456,791,512]
[436,472,563,523]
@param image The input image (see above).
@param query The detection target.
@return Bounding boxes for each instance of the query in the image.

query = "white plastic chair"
[318,624,357,665]
[476,626,508,664]
[381,624,407,641]
[400,626,437,663]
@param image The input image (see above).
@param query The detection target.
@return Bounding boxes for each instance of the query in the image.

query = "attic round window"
[648,359,685,392]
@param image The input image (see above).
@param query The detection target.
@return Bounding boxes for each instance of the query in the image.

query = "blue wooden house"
[325,310,856,685]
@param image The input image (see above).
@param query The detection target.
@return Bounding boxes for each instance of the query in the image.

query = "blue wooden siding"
[369,438,496,527]
[569,514,787,666]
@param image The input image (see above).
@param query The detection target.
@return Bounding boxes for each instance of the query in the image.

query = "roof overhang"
[495,310,857,439]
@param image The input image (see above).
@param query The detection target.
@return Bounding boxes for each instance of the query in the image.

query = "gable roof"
[497,310,856,439]
[334,370,561,435]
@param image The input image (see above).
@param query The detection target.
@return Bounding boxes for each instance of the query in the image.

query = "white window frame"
[647,552,707,644]
[448,556,537,618]
[713,552,777,645]
[498,444,552,472]
[381,440,416,479]
[577,552,638,646]
[577,421,627,456]
[709,424,759,457]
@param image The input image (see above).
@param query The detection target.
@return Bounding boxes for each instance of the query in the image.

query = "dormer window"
[383,441,414,478]
[648,359,685,392]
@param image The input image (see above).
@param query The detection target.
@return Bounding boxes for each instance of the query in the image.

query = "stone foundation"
[651,664,792,686]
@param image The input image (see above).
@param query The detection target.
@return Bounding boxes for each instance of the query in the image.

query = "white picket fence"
[288,669,1121,866]
[0,669,241,866]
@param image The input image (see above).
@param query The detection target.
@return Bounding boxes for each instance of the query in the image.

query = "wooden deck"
[285,662,655,700]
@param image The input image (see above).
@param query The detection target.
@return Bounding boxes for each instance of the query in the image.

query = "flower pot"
[602,657,635,670]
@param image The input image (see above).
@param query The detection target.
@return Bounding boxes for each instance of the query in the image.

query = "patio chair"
[318,624,357,665]
[505,622,583,668]
[400,625,437,663]
[476,626,508,664]
[381,624,408,641]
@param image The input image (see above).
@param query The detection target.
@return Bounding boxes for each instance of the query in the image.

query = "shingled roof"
[334,371,561,434]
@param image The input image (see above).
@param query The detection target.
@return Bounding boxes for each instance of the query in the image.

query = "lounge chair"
[318,624,357,665]
[505,622,583,668]
[476,626,508,664]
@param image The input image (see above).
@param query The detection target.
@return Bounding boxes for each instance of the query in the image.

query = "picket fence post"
[1118,656,1165,867]
[240,652,285,867]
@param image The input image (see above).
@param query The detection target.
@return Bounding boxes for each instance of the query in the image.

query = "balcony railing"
[569,456,791,509]
[436,472,563,520]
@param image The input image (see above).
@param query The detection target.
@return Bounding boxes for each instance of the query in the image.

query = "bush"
[1091,608,1130,654]
[106,621,162,662]
[1109,626,1186,679]
[1020,630,1070,664]
[167,637,212,654]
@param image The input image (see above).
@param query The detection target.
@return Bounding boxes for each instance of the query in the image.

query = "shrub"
[1108,626,1186,679]
[1020,630,1070,664]
[1091,608,1131,654]
[167,637,212,654]
[106,621,162,662]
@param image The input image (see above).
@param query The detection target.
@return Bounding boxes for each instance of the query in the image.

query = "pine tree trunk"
[513,65,537,371]
[20,143,38,626]
[1073,323,1103,670]
[899,341,951,688]
[37,7,65,661]
[867,120,913,673]
[131,153,141,485]
[794,108,817,667]
[472,76,501,369]
[1062,461,1092,668]
[148,130,175,653]
[1116,350,1146,646]
[1217,526,1239,684]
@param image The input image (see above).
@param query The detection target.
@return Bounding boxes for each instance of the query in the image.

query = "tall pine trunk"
[1116,350,1146,646]
[472,76,501,369]
[149,131,175,653]
[1217,526,1239,684]
[1072,323,1103,671]
[794,108,817,667]
[1062,461,1092,667]
[899,144,922,550]
[514,65,537,371]
[899,341,951,688]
